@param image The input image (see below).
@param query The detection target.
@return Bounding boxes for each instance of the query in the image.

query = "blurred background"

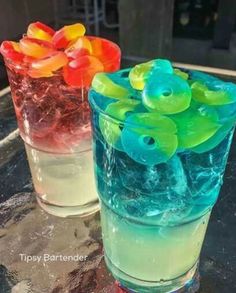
[0,0,236,86]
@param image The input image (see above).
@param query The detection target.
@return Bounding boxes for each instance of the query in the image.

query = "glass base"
[106,255,200,293]
[36,195,100,218]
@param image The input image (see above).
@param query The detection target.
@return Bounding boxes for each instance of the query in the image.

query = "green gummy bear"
[191,118,235,153]
[172,104,221,148]
[129,59,173,90]
[99,99,141,150]
[92,73,131,99]
[191,81,233,105]
[174,68,189,80]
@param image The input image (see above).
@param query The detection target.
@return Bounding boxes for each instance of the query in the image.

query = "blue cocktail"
[89,60,236,292]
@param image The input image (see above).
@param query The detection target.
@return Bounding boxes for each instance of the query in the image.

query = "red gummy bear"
[63,55,104,88]
[0,41,25,63]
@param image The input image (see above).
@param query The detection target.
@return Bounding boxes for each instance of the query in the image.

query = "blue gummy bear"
[216,102,236,123]
[142,73,191,113]
[190,70,220,85]
[121,119,169,166]
[152,59,174,75]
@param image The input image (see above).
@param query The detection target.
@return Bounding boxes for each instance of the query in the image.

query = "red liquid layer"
[7,66,92,153]
[1,27,120,153]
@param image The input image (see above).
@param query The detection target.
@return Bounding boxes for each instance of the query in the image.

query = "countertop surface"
[0,89,236,293]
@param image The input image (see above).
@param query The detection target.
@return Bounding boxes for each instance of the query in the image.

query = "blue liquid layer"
[92,107,233,225]
[91,106,234,291]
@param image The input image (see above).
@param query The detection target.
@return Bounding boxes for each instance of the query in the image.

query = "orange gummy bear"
[19,37,55,58]
[27,22,55,42]
[28,51,68,78]
[63,55,104,87]
[52,23,86,49]
[68,36,92,53]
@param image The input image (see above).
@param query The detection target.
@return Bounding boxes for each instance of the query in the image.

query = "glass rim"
[2,36,121,74]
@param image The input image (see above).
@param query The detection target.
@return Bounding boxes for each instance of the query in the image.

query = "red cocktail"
[1,22,120,217]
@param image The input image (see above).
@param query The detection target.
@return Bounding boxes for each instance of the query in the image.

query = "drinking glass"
[89,67,235,292]
[3,37,120,217]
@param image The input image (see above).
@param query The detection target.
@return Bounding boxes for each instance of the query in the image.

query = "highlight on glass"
[89,59,236,292]
[0,22,121,217]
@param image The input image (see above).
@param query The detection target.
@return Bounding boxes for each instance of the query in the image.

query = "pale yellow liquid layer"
[101,205,210,282]
[25,144,98,208]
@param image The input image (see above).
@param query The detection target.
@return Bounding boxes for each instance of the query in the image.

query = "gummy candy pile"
[0,22,120,87]
[90,59,236,166]
[0,22,120,152]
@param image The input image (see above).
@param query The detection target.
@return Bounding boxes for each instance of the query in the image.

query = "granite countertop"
[0,88,236,293]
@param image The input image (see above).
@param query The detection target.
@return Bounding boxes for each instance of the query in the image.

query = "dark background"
[1,0,236,88]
